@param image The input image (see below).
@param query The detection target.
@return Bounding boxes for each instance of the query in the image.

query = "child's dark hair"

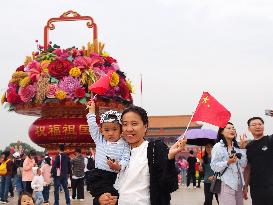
[217,122,239,148]
[247,117,264,127]
[44,156,51,166]
[18,192,34,205]
[121,105,149,126]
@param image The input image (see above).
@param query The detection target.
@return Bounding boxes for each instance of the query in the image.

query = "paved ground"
[9,185,252,204]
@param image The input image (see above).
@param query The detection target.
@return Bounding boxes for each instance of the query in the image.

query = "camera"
[230,150,242,159]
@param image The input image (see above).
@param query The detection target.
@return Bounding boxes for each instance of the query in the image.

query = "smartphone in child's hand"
[106,156,115,162]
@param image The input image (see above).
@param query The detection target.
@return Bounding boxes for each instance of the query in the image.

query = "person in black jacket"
[97,105,187,205]
[51,144,71,205]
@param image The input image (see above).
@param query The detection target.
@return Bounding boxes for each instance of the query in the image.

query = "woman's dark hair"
[28,150,36,157]
[202,144,213,164]
[2,151,10,161]
[217,122,239,148]
[121,105,149,126]
[18,192,34,205]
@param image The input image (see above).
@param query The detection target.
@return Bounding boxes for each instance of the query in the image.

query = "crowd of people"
[0,102,272,205]
[0,144,96,205]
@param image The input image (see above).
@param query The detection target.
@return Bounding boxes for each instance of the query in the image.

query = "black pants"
[71,177,84,199]
[187,171,196,187]
[89,168,118,197]
[250,185,273,205]
[204,182,219,205]
[85,171,91,191]
[24,181,33,194]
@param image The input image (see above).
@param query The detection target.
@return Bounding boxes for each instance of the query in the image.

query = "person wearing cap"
[13,152,24,196]
[86,100,130,204]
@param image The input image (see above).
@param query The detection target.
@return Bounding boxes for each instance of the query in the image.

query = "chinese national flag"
[192,92,231,128]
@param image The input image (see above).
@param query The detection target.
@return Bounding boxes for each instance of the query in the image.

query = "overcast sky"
[1,0,272,150]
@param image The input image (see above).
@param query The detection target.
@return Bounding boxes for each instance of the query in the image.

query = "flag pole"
[180,112,195,139]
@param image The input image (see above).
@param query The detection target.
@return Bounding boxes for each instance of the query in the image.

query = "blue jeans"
[53,176,70,205]
[42,185,50,202]
[181,168,187,185]
[33,191,44,205]
[0,176,11,201]
[14,175,24,196]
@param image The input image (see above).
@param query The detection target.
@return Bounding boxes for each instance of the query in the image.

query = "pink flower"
[46,84,58,98]
[25,60,42,82]
[53,49,70,59]
[58,76,81,98]
[73,56,100,70]
[18,84,37,102]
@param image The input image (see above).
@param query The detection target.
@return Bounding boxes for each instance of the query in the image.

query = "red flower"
[74,87,86,98]
[48,59,73,79]
[7,89,22,104]
[16,65,25,72]
[105,56,117,65]
[119,79,131,100]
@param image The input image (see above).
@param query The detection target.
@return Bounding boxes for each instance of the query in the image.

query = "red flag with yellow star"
[192,92,231,128]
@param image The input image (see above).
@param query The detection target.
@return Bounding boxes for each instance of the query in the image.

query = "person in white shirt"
[97,105,187,205]
[31,167,44,205]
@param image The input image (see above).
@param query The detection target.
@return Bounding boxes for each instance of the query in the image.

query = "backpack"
[0,159,10,176]
[86,157,95,171]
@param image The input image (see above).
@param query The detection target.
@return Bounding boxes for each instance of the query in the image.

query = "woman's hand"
[243,185,249,200]
[98,193,118,205]
[227,155,237,165]
[168,138,187,160]
[239,134,248,149]
[208,176,215,182]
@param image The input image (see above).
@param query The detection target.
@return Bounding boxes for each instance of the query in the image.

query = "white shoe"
[194,186,197,189]
[79,199,84,202]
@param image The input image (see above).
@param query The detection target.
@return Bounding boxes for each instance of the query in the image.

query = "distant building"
[146,115,202,156]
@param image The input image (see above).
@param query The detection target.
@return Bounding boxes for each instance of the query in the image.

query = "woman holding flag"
[210,122,248,205]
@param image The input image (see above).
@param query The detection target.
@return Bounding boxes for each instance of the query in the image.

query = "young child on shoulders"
[31,167,44,205]
[86,100,130,202]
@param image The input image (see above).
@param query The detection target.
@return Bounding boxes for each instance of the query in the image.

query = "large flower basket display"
[2,11,133,155]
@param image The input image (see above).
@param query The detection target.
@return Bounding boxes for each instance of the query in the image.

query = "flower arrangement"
[2,41,134,111]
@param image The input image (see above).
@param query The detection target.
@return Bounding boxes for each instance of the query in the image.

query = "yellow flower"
[126,80,135,93]
[55,90,67,100]
[110,72,119,87]
[10,71,28,83]
[69,67,81,78]
[24,56,32,66]
[41,60,51,73]
[1,93,6,104]
[19,76,31,88]
[101,52,109,57]
[81,72,88,85]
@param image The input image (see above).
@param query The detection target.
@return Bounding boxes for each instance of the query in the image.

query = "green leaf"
[53,44,60,48]
[85,93,91,98]
[79,98,87,104]
[4,102,11,110]
[67,56,73,62]
[50,77,59,83]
